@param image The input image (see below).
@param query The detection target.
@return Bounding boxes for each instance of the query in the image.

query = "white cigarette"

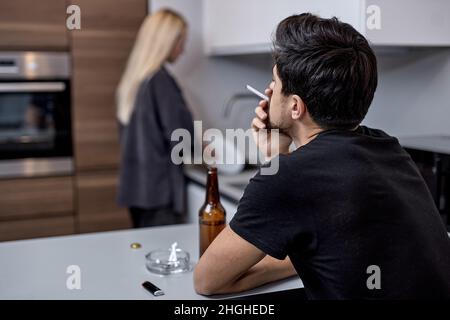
[246,85,269,101]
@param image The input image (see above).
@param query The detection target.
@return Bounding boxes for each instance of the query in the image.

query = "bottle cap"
[130,242,142,249]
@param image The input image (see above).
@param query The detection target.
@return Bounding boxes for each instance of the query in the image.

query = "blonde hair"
[116,8,187,125]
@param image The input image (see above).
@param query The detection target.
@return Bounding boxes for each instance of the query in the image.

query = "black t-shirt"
[230,126,450,299]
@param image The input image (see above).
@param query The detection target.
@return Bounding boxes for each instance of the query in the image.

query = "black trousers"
[129,205,185,228]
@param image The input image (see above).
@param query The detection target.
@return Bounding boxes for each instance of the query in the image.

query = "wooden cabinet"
[76,170,131,233]
[0,216,75,242]
[204,0,450,55]
[70,0,147,170]
[0,0,146,241]
[69,0,146,234]
[0,0,68,50]
[0,176,75,241]
[69,0,147,32]
[71,34,136,169]
[0,176,74,221]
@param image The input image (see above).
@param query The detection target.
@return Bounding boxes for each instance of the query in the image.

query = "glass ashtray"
[145,247,192,275]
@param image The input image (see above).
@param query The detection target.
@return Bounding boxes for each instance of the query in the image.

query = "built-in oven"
[0,52,73,178]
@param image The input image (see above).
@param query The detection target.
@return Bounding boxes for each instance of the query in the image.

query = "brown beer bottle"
[199,166,226,257]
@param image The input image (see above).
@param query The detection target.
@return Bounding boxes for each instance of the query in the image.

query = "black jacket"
[118,67,194,213]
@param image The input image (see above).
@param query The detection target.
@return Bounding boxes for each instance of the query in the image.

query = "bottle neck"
[205,167,220,204]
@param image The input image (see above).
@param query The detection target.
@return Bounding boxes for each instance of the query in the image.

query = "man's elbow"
[194,264,222,296]
[194,262,230,296]
[194,281,215,296]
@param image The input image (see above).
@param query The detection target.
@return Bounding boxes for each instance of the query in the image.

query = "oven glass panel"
[0,81,72,159]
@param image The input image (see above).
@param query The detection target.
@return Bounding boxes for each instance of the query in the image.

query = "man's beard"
[269,119,291,136]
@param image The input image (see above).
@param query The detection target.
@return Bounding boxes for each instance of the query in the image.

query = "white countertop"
[399,135,450,155]
[0,224,302,300]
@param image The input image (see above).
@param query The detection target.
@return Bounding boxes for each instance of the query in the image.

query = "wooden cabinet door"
[70,0,145,233]
[0,176,75,241]
[0,176,74,221]
[70,0,147,170]
[71,34,134,170]
[0,0,68,50]
[0,216,75,242]
[76,170,131,232]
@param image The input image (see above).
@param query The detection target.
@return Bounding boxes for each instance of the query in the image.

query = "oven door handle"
[0,82,66,92]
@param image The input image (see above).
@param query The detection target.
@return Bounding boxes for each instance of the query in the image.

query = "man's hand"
[251,87,292,161]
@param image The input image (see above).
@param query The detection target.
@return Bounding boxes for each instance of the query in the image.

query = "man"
[194,13,450,299]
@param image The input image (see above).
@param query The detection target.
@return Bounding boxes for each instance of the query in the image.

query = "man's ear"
[290,94,306,120]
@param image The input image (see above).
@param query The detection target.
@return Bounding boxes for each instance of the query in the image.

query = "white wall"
[364,48,450,137]
[150,0,273,132]
[150,0,450,138]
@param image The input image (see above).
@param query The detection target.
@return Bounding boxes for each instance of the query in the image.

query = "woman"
[116,9,194,228]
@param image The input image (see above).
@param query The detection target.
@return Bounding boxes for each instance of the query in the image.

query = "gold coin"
[130,242,142,249]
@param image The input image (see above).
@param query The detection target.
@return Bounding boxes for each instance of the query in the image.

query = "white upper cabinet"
[203,0,450,55]
[365,0,450,46]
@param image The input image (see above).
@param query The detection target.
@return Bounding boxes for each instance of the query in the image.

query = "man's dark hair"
[273,13,378,129]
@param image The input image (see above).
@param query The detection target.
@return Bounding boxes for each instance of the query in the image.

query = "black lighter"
[142,281,165,296]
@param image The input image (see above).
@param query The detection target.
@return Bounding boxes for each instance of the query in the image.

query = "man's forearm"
[211,256,297,295]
